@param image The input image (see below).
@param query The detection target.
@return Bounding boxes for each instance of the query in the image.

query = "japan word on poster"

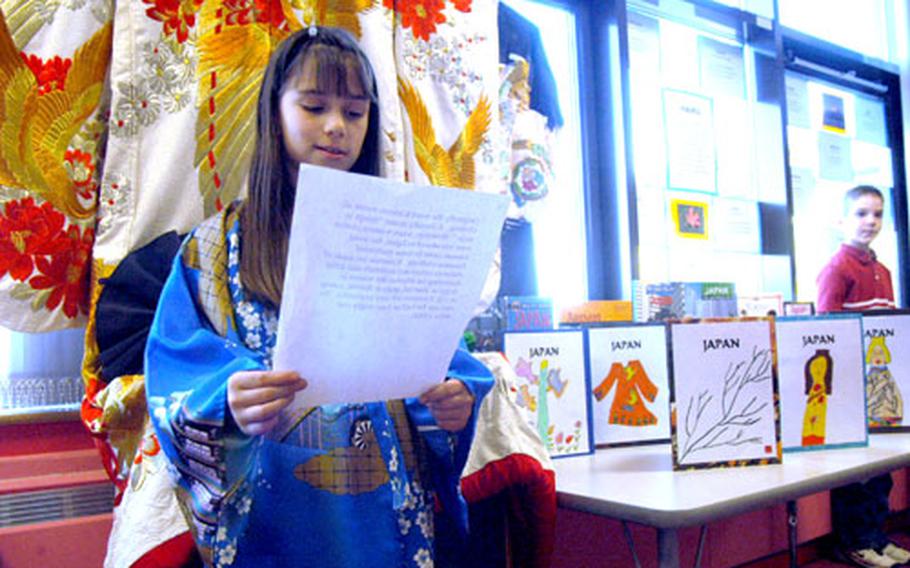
[862,312,910,431]
[586,323,671,447]
[776,315,867,451]
[503,330,593,457]
[668,318,781,470]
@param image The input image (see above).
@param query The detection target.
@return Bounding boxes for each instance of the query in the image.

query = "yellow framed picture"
[670,198,708,239]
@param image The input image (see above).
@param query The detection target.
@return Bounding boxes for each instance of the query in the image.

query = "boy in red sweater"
[817,185,906,568]
[817,185,896,313]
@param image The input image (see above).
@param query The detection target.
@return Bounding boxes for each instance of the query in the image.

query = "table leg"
[657,528,681,568]
[694,525,708,568]
[621,521,643,568]
[787,500,798,568]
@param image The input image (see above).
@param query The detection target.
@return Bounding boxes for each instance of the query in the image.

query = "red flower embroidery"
[20,53,72,95]
[224,0,289,28]
[143,0,204,43]
[450,0,472,12]
[0,198,69,281]
[64,149,97,199]
[386,0,447,41]
[29,225,94,318]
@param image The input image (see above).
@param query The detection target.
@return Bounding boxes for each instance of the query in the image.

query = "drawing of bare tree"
[679,346,774,463]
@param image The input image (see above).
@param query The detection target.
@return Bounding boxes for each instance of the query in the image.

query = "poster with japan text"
[503,330,593,457]
[669,318,781,470]
[776,315,867,451]
[862,312,910,431]
[586,324,671,446]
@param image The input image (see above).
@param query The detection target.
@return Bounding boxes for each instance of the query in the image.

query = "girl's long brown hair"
[240,26,380,308]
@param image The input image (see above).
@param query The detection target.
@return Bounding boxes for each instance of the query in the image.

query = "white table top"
[554,433,910,529]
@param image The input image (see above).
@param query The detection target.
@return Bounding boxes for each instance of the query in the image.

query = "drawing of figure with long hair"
[866,336,902,426]
[802,349,833,446]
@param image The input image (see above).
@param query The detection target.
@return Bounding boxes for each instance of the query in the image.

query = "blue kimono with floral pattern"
[146,205,493,567]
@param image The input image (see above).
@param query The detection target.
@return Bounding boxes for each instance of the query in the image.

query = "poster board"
[776,315,867,451]
[502,330,594,457]
[862,311,910,432]
[668,318,781,470]
[586,323,671,447]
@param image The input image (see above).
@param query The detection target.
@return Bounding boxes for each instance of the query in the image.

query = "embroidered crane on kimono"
[0,11,112,219]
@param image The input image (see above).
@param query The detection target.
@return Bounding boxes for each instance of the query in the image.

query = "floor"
[741,529,910,567]
[803,531,910,567]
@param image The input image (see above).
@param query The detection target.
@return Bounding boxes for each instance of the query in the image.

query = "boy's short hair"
[842,185,884,216]
[844,185,884,206]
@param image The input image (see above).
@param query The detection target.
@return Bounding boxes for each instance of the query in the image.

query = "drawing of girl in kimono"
[802,349,832,446]
[866,336,903,426]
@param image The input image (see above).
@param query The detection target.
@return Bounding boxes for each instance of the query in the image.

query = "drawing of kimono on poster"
[593,360,658,426]
[866,336,903,426]
[802,349,832,446]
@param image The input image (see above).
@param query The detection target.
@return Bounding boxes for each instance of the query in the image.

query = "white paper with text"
[274,165,509,415]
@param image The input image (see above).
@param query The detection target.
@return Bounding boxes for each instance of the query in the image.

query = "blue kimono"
[145,205,493,567]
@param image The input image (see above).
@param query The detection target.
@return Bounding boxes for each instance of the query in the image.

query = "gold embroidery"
[193,2,374,216]
[0,11,111,219]
[397,76,491,189]
[293,0,377,38]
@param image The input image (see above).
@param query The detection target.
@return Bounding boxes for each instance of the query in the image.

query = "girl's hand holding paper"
[228,370,308,436]
[419,379,474,432]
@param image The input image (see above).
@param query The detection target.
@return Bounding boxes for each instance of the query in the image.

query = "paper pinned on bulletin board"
[818,131,853,182]
[713,197,759,253]
[697,36,745,99]
[274,165,509,414]
[663,90,717,193]
[854,93,887,146]
[821,93,847,134]
[785,74,811,128]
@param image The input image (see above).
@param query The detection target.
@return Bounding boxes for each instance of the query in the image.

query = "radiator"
[0,484,114,528]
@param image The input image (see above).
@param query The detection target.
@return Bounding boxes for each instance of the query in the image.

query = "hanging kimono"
[146,204,493,567]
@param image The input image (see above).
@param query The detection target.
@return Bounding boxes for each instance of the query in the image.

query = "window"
[780,0,892,62]
[501,0,589,310]
[626,0,791,299]
[0,325,84,414]
[785,70,902,306]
